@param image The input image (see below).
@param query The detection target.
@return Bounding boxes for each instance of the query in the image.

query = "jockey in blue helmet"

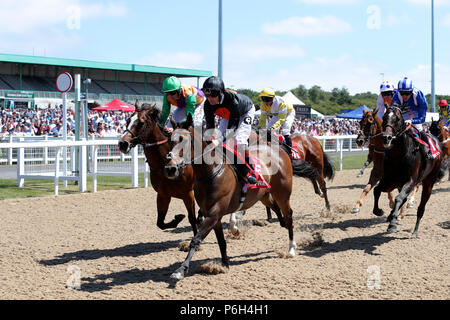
[391,77,437,159]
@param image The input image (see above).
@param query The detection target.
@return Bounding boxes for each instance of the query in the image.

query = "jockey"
[158,76,205,133]
[202,76,258,185]
[438,99,449,129]
[257,87,296,159]
[376,80,395,119]
[392,77,436,159]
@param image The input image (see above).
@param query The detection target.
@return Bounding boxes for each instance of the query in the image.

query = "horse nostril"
[119,141,128,151]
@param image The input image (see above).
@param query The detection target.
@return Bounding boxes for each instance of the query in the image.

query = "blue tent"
[336,105,372,119]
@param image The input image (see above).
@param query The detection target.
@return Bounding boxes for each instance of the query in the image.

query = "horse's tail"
[291,160,320,181]
[438,158,448,181]
[322,151,335,181]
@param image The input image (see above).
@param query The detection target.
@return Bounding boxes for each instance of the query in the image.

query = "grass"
[0,174,147,200]
[0,154,372,200]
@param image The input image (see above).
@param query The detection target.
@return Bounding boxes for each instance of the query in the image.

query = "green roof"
[0,53,212,78]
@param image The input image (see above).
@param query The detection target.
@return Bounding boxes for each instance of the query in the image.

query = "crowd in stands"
[0,105,428,139]
[0,105,133,139]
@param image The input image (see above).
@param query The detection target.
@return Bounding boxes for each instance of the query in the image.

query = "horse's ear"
[135,100,140,112]
[169,116,178,130]
[149,107,160,120]
[373,107,379,115]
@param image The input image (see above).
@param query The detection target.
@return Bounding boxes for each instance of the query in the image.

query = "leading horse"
[352,108,395,214]
[373,105,445,237]
[118,103,200,236]
[165,116,320,280]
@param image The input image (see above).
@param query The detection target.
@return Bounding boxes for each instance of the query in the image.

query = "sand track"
[1,169,449,300]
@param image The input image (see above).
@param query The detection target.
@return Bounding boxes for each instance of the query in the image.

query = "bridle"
[165,128,224,180]
[383,106,410,141]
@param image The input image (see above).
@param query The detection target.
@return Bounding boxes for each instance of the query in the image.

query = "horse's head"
[382,105,405,149]
[429,118,441,138]
[356,108,379,147]
[118,101,162,154]
[164,114,194,179]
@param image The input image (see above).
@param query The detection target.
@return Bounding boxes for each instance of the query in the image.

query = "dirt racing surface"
[1,169,449,300]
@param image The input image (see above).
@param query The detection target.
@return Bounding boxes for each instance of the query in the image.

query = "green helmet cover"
[162,76,181,92]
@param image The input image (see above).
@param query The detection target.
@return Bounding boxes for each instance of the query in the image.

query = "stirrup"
[244,173,258,185]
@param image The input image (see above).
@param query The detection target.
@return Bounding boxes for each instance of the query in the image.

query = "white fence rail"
[0,135,367,195]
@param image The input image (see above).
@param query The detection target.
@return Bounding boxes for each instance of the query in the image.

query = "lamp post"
[431,0,435,112]
[218,0,223,79]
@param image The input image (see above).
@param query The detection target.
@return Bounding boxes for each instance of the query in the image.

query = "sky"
[1,0,450,96]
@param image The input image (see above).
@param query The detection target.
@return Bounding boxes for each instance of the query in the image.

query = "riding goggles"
[203,88,220,97]
[399,91,412,96]
[381,91,393,97]
[261,96,274,103]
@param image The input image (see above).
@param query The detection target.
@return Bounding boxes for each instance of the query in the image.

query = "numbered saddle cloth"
[278,135,303,160]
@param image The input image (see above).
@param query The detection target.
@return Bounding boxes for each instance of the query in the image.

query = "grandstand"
[0,53,212,109]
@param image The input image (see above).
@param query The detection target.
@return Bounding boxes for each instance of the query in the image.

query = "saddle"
[277,135,303,160]
[409,129,441,159]
[221,143,271,189]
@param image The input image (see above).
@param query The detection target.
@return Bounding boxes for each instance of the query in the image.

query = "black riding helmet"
[202,76,225,98]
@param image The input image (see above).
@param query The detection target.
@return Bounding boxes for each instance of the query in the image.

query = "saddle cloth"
[278,135,303,160]
[412,134,441,159]
[221,143,271,189]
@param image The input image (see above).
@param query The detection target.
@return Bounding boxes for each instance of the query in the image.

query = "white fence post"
[79,140,87,192]
[17,146,24,187]
[54,147,61,196]
[92,145,98,193]
[8,135,13,165]
[131,146,139,188]
[144,162,149,188]
[44,135,49,165]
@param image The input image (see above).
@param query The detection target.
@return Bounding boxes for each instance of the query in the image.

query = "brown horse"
[117,103,200,236]
[352,108,395,214]
[429,119,450,181]
[373,105,445,237]
[165,117,320,280]
[290,133,334,211]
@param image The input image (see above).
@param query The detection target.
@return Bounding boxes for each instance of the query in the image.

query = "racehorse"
[429,119,450,181]
[289,134,334,211]
[117,103,200,236]
[352,108,395,214]
[165,116,320,280]
[373,105,445,237]
[265,132,334,212]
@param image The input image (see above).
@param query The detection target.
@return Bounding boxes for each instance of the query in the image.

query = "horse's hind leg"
[213,219,229,268]
[411,179,434,239]
[182,191,197,236]
[317,177,331,211]
[260,195,285,227]
[156,194,185,230]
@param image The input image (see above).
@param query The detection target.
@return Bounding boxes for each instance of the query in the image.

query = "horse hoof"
[357,174,362,178]
[351,207,360,214]
[406,203,414,209]
[411,233,419,240]
[174,214,186,223]
[373,209,384,216]
[170,272,184,281]
[387,225,398,233]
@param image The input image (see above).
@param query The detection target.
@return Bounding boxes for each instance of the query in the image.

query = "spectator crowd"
[1,105,405,139]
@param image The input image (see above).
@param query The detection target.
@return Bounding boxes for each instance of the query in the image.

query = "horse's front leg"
[387,181,416,233]
[170,207,222,281]
[372,183,385,216]
[156,194,184,230]
[182,191,198,236]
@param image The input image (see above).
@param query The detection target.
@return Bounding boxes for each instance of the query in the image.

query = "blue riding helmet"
[398,77,413,91]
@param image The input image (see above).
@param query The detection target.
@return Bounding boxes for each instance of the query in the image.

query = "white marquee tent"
[282,91,324,118]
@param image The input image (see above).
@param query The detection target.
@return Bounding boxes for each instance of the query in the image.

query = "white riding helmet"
[380,80,395,93]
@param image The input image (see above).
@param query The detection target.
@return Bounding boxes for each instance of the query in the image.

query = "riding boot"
[283,135,293,160]
[420,131,433,159]
[237,148,257,184]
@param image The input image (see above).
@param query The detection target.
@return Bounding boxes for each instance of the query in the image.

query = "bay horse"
[352,108,395,214]
[264,131,334,212]
[165,116,320,280]
[117,103,200,236]
[373,105,445,237]
[429,119,450,181]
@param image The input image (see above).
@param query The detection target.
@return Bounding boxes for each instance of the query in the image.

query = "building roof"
[0,53,212,78]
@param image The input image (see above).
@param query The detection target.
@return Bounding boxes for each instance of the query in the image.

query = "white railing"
[0,135,367,195]
[0,138,150,195]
